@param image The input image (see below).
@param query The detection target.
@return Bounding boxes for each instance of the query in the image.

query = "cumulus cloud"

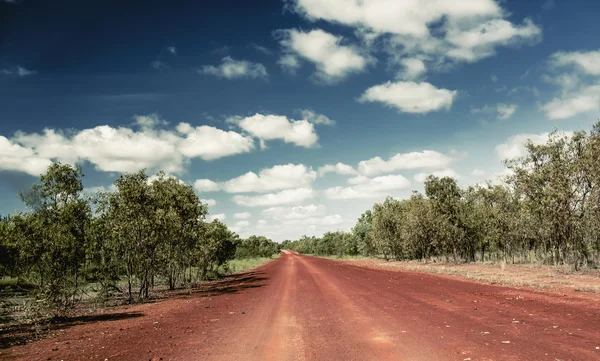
[177,123,255,160]
[261,204,326,220]
[193,179,221,193]
[233,212,252,219]
[495,131,573,160]
[357,150,452,176]
[233,188,314,207]
[222,163,317,193]
[234,113,318,148]
[324,174,411,200]
[0,136,53,176]
[297,109,335,125]
[317,162,357,176]
[199,56,268,80]
[201,199,217,207]
[550,50,600,75]
[413,169,460,182]
[359,81,457,114]
[1,114,258,176]
[397,58,426,80]
[289,0,541,75]
[278,29,371,83]
[542,50,600,119]
[543,84,600,120]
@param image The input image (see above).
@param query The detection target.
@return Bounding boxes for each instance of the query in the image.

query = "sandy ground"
[2,251,599,360]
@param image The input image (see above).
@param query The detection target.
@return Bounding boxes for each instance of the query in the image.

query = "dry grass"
[339,258,600,296]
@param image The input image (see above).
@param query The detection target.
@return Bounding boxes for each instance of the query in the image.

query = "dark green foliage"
[287,121,600,269]
[0,166,278,313]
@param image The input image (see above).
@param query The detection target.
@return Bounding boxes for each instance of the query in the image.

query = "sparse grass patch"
[332,258,600,298]
[225,255,280,274]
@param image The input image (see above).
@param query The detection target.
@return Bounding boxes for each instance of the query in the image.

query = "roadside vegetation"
[284,121,600,274]
[0,166,279,324]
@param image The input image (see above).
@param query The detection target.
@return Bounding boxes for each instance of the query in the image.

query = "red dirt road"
[3,251,600,360]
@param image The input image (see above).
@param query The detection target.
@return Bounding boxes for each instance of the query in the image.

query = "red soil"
[2,251,599,360]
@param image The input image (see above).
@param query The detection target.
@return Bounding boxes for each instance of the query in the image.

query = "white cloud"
[444,18,541,62]
[177,123,255,160]
[262,204,326,220]
[291,0,502,37]
[298,109,335,125]
[3,115,256,176]
[279,29,371,83]
[207,213,226,222]
[542,50,600,119]
[397,58,426,80]
[497,103,517,120]
[0,136,53,176]
[471,169,485,177]
[233,188,314,207]
[359,81,457,114]
[491,74,498,83]
[317,162,357,176]
[414,168,459,182]
[166,46,176,55]
[282,214,343,226]
[357,150,452,176]
[542,84,600,120]
[234,220,250,228]
[194,179,221,193]
[233,212,252,219]
[199,56,268,80]
[201,199,217,207]
[550,50,600,75]
[324,174,411,200]
[222,163,317,193]
[495,131,573,160]
[290,0,540,74]
[235,113,318,148]
[14,126,184,174]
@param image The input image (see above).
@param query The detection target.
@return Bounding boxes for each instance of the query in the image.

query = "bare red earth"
[2,251,600,360]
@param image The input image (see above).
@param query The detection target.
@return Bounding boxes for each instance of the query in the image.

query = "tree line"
[0,165,279,314]
[284,122,600,271]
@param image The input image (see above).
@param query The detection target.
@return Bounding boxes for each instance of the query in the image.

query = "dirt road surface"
[3,251,600,360]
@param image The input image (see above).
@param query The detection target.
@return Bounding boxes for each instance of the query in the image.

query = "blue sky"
[2,0,600,241]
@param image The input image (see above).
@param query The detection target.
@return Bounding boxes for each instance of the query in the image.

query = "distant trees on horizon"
[284,121,600,271]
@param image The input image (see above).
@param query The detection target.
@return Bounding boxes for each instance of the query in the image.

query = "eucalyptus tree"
[13,163,91,311]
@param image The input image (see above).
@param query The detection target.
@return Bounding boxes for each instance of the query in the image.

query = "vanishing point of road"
[5,251,600,360]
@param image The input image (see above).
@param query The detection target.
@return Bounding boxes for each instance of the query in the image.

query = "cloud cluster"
[359,81,457,114]
[278,29,372,83]
[289,0,541,71]
[357,150,452,176]
[232,113,318,148]
[324,174,411,200]
[1,116,256,176]
[1,110,334,177]
[542,50,600,119]
[233,188,315,207]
